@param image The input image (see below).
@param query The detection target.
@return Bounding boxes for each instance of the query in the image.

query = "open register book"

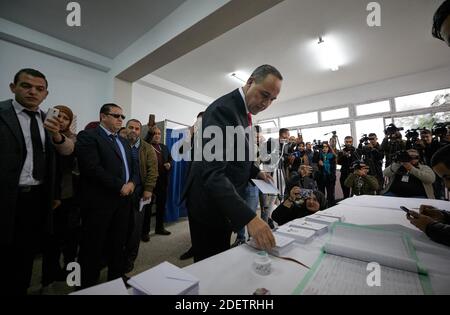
[293,223,433,295]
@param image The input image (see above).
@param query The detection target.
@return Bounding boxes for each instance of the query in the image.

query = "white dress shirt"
[238,87,250,115]
[13,100,46,186]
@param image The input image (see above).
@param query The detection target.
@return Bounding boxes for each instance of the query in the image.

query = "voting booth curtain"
[164,128,189,222]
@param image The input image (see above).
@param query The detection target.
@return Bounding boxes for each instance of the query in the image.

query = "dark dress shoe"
[141,234,150,242]
[155,229,171,235]
[122,275,131,288]
[179,247,194,260]
[125,262,134,274]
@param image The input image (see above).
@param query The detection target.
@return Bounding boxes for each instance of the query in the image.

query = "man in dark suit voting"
[184,65,282,262]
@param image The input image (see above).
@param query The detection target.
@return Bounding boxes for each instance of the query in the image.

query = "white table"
[183,196,450,295]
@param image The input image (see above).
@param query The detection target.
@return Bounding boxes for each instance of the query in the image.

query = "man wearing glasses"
[76,103,138,288]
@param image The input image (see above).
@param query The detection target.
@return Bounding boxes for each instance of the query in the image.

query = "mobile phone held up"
[45,107,60,123]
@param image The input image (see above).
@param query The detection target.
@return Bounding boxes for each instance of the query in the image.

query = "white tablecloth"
[183,196,450,295]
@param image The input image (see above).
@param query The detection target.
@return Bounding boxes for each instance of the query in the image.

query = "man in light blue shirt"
[76,103,138,288]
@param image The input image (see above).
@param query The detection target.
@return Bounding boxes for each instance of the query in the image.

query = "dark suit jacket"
[0,99,57,245]
[76,126,138,210]
[184,89,260,232]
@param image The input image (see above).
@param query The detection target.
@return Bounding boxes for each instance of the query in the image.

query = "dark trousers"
[187,196,232,262]
[189,217,232,263]
[78,197,132,289]
[319,178,336,207]
[125,195,145,268]
[41,198,80,286]
[433,177,444,199]
[340,172,351,199]
[2,185,47,295]
[142,184,167,235]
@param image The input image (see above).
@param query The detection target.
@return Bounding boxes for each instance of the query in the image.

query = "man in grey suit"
[0,68,74,294]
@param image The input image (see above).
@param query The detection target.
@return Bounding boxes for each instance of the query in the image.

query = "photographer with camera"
[337,136,358,199]
[286,165,318,195]
[383,149,435,199]
[271,185,326,226]
[432,122,450,147]
[404,128,424,151]
[414,129,441,165]
[344,160,379,196]
[381,124,406,168]
[357,133,384,190]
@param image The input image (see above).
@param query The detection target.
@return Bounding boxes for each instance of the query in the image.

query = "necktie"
[109,134,127,183]
[23,110,46,181]
[109,134,120,151]
[247,113,252,127]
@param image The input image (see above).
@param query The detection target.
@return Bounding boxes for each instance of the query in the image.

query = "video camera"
[359,134,370,145]
[405,128,427,142]
[432,122,449,138]
[384,123,404,137]
[312,139,324,151]
[393,150,412,163]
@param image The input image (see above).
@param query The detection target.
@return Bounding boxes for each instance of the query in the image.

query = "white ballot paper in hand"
[251,179,279,195]
[139,198,152,212]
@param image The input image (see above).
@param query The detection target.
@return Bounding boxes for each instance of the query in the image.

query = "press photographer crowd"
[257,122,450,224]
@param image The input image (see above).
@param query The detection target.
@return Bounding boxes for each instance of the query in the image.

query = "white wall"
[0,39,109,131]
[131,82,207,127]
[258,65,450,121]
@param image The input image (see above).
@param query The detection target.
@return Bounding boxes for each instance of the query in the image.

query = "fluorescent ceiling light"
[317,36,341,72]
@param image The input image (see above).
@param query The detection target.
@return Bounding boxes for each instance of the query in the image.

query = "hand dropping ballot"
[248,233,295,257]
[251,179,279,195]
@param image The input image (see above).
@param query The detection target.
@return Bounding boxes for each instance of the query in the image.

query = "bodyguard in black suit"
[0,69,74,294]
[184,65,282,262]
[76,103,138,288]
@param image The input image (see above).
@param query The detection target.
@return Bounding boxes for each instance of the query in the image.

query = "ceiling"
[0,0,186,58]
[150,0,450,103]
[2,0,449,104]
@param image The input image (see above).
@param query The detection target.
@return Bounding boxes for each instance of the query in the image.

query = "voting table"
[183,195,450,295]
